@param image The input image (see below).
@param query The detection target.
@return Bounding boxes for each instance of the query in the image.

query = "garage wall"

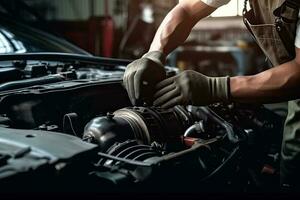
[40,0,109,20]
[31,0,127,29]
[44,0,91,20]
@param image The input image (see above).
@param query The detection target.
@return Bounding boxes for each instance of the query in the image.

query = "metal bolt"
[277,26,281,31]
[107,112,115,119]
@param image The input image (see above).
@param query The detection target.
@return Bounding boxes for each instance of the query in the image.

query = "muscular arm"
[149,0,216,56]
[231,48,300,103]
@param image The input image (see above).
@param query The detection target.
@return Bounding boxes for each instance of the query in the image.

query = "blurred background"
[0,0,269,77]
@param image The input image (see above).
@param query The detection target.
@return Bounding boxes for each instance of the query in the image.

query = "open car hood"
[0,53,284,193]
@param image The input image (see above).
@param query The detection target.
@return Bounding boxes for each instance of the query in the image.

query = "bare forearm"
[231,58,300,103]
[149,1,216,56]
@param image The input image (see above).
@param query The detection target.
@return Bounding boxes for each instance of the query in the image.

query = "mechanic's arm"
[124,1,216,105]
[154,48,300,108]
[231,47,300,103]
[149,0,216,55]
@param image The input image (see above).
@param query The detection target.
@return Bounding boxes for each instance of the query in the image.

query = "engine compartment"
[0,54,285,192]
[85,105,243,192]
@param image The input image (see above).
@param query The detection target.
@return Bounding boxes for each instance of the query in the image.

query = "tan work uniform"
[244,0,300,187]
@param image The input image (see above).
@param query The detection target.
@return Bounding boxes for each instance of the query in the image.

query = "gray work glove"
[123,51,166,105]
[153,70,230,109]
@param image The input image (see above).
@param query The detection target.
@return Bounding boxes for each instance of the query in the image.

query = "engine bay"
[0,54,285,192]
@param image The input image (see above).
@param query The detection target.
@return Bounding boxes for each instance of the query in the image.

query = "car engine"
[0,53,285,192]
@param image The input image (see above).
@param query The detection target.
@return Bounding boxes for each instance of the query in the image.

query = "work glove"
[123,51,166,106]
[153,70,230,109]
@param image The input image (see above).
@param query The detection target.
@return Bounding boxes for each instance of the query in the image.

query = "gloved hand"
[153,70,230,109]
[123,51,166,105]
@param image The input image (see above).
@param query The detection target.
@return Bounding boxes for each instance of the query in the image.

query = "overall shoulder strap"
[285,0,300,9]
[274,0,300,58]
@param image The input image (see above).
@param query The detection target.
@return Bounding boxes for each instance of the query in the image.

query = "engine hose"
[199,146,240,182]
[194,107,240,144]
[184,121,205,137]
[97,137,220,168]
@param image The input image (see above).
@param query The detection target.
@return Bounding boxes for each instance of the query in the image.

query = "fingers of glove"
[153,86,181,107]
[134,59,166,100]
[154,83,176,99]
[179,79,192,104]
[128,71,137,105]
[123,60,138,91]
[160,95,184,109]
[123,75,128,92]
[133,67,147,100]
[123,68,130,88]
[155,76,176,91]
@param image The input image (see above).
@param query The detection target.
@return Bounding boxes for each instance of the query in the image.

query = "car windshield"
[0,2,89,55]
[0,28,27,54]
[0,18,89,55]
